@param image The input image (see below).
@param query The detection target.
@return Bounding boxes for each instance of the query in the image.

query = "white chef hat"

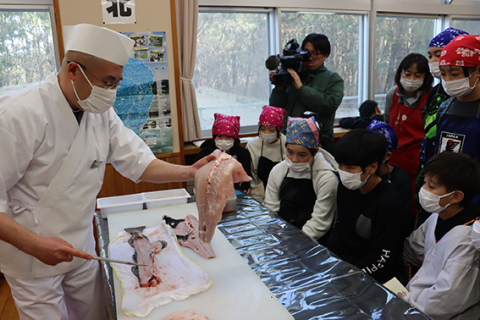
[63,23,134,66]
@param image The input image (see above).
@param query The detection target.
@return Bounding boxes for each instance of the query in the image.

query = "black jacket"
[196,139,252,191]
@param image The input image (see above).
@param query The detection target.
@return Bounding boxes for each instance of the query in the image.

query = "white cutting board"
[107,203,293,320]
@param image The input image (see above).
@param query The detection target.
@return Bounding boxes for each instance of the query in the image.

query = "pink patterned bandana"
[212,113,240,139]
[258,105,287,127]
[286,117,320,149]
[439,35,480,68]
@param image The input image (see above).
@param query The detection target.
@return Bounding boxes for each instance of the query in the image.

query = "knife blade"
[92,256,147,267]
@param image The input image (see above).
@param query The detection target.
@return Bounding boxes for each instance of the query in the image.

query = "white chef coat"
[0,73,156,279]
[246,134,286,203]
[403,214,480,319]
[264,148,338,241]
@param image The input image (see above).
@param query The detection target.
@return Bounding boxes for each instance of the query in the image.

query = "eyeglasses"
[309,51,323,58]
[67,61,123,89]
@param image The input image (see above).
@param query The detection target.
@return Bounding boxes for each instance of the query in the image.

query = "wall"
[57,0,186,196]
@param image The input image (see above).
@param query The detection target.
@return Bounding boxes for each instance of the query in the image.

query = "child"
[339,99,383,129]
[247,105,287,203]
[416,27,469,228]
[367,120,413,236]
[264,116,338,244]
[197,113,252,193]
[431,35,480,204]
[403,152,480,319]
[327,129,407,284]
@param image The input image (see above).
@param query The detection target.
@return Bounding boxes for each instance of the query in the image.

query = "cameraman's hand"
[269,70,285,91]
[287,68,302,90]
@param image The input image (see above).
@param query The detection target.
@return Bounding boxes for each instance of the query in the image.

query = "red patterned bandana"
[258,105,287,127]
[439,34,480,68]
[212,113,240,139]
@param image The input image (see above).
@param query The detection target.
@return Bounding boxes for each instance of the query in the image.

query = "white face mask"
[259,131,278,144]
[418,187,455,213]
[400,77,424,92]
[215,139,234,151]
[286,157,311,173]
[72,67,117,113]
[441,71,479,98]
[338,168,370,190]
[429,61,441,79]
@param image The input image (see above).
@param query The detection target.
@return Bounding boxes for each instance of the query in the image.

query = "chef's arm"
[0,212,92,265]
[139,154,215,183]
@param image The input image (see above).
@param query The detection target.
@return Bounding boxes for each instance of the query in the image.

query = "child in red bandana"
[197,113,252,193]
[247,105,287,202]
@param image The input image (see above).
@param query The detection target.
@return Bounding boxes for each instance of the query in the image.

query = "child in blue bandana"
[264,116,338,244]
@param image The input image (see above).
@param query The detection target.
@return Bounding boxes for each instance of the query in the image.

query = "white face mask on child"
[418,187,455,213]
[286,157,311,173]
[259,131,278,144]
[338,168,370,190]
[215,139,234,151]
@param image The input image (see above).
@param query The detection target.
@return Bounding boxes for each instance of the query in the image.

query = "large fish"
[194,149,252,243]
[125,226,168,287]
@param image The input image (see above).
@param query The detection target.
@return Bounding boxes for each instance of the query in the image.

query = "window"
[193,10,271,137]
[0,7,57,97]
[374,15,437,110]
[451,17,480,35]
[281,11,364,120]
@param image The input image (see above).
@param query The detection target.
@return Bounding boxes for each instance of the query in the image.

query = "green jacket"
[269,64,344,139]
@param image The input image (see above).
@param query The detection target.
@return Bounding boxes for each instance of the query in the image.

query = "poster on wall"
[113,31,174,155]
[102,0,136,24]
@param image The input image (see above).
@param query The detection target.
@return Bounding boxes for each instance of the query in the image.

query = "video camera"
[265,39,311,87]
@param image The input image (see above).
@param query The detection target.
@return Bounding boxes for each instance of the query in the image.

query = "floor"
[0,277,18,320]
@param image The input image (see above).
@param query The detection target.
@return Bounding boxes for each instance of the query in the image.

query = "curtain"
[175,0,201,141]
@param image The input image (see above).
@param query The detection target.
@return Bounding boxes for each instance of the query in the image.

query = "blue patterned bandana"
[286,117,320,149]
[429,27,469,48]
[367,120,398,153]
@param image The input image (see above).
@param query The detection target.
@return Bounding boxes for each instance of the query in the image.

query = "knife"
[92,256,147,267]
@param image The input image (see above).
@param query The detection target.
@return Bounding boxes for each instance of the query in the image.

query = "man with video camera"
[269,33,344,153]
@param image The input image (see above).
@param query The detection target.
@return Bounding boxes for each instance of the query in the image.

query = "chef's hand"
[30,236,92,266]
[287,68,302,90]
[191,154,216,177]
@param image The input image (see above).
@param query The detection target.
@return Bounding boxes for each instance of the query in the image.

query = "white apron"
[0,112,108,279]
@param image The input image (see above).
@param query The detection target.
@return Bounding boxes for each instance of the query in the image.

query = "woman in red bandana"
[384,53,433,229]
[197,113,252,193]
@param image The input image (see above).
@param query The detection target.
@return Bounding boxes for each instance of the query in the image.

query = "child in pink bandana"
[197,113,252,193]
[246,106,287,202]
[264,116,338,244]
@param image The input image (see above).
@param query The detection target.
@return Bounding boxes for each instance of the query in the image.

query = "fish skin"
[195,149,252,243]
[125,226,167,287]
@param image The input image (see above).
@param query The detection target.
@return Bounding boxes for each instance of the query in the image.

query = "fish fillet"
[163,215,216,259]
[195,149,252,243]
[109,222,213,317]
[161,309,210,320]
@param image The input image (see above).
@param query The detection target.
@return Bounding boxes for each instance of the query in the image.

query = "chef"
[0,23,213,320]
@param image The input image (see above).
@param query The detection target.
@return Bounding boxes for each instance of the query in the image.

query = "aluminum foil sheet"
[94,194,431,320]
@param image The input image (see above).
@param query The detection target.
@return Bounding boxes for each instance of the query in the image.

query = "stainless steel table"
[94,193,431,320]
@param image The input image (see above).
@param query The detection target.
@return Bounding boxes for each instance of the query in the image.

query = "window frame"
[0,0,61,74]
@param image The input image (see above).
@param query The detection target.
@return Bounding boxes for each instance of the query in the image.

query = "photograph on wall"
[113,31,173,155]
